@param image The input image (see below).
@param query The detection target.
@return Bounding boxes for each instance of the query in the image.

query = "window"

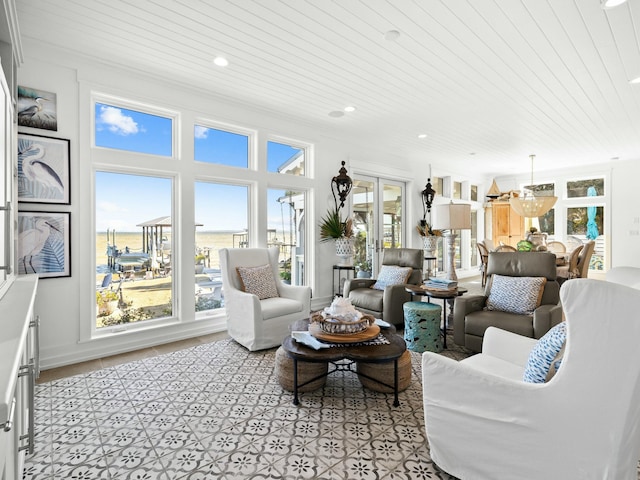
[95,172,173,328]
[267,188,306,285]
[95,102,172,156]
[267,141,305,176]
[524,182,555,197]
[195,182,248,312]
[525,209,555,236]
[194,125,249,168]
[453,181,462,199]
[471,185,478,202]
[567,178,604,198]
[432,177,444,196]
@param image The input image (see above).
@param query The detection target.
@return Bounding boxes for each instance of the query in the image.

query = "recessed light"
[329,110,345,118]
[417,134,427,139]
[213,56,229,67]
[630,77,640,84]
[383,30,401,41]
[344,106,356,112]
[601,0,628,8]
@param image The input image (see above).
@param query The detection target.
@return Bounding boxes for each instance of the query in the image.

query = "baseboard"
[40,316,227,370]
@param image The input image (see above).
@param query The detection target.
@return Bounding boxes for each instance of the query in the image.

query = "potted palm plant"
[320,208,354,265]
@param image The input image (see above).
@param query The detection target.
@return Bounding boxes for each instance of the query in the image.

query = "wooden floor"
[37,331,231,384]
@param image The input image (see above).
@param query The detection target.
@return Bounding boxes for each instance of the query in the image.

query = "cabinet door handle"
[18,363,35,454]
[0,201,11,274]
[30,315,41,379]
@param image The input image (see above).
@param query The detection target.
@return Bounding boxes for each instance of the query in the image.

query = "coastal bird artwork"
[17,86,58,131]
[17,135,69,203]
[18,96,48,121]
[18,218,60,274]
[20,142,64,195]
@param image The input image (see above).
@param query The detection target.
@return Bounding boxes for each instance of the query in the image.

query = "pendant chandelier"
[509,155,557,218]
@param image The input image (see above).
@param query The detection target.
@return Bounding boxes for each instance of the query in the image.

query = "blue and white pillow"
[523,322,567,383]
[371,265,413,291]
[486,275,547,315]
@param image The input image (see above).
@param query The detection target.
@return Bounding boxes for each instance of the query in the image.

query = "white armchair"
[422,278,640,479]
[219,247,311,351]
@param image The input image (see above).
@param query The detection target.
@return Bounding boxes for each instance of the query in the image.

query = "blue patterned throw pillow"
[486,274,547,315]
[523,322,567,383]
[371,265,413,291]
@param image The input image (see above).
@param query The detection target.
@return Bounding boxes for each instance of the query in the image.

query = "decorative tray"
[310,311,376,335]
[308,323,381,344]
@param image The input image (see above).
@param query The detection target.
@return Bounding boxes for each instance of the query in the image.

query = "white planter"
[335,237,355,265]
[423,236,438,257]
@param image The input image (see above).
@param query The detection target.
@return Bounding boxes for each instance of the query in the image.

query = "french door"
[351,175,405,276]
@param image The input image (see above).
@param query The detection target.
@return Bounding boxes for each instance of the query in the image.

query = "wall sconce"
[331,160,352,211]
[421,178,436,219]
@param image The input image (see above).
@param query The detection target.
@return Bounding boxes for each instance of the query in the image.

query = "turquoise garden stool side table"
[403,301,443,353]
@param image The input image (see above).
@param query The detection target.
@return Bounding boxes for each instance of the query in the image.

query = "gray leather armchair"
[453,251,562,352]
[343,248,424,326]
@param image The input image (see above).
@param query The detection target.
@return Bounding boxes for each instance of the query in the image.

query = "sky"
[94,103,302,233]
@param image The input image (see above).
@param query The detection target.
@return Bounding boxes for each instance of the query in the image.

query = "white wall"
[610,160,640,268]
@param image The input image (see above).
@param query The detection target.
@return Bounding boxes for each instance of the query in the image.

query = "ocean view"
[96,230,292,273]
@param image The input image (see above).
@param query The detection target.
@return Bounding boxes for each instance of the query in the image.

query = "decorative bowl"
[310,311,375,335]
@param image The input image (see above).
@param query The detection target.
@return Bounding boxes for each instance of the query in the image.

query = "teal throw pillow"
[523,322,567,383]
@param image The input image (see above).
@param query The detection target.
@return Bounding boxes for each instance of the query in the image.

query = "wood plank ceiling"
[13,0,640,176]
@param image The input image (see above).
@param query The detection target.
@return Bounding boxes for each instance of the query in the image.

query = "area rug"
[23,334,473,480]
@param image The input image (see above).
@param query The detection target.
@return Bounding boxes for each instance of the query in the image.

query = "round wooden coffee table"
[281,319,407,406]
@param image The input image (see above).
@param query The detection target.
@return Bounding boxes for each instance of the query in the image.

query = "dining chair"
[546,241,566,254]
[556,244,584,284]
[494,244,517,252]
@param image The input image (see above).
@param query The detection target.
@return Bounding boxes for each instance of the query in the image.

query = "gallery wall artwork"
[17,211,71,279]
[18,133,70,204]
[17,85,58,131]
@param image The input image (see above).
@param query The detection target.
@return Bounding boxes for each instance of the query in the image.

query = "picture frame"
[17,86,58,131]
[17,211,71,279]
[18,133,70,204]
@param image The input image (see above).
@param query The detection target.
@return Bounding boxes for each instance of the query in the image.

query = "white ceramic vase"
[423,236,438,258]
[335,237,355,266]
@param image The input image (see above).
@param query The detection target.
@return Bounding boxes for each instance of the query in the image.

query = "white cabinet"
[0,276,39,480]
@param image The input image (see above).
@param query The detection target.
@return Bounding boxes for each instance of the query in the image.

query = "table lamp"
[433,202,472,282]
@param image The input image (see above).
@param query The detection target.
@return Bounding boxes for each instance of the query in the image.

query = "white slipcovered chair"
[219,247,311,351]
[606,266,640,288]
[422,278,640,479]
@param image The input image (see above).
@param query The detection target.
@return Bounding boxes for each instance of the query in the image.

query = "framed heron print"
[18,133,70,204]
[18,86,58,131]
[17,211,71,278]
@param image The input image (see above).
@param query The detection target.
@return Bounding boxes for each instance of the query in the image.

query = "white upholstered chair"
[422,278,640,479]
[219,247,311,351]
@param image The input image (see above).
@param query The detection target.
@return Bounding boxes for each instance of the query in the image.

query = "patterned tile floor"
[23,332,472,480]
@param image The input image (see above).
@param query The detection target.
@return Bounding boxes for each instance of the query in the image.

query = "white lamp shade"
[433,203,471,230]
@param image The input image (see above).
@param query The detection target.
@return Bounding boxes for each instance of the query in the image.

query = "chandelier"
[509,155,557,218]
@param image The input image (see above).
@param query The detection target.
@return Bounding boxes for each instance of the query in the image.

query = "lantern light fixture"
[331,160,353,211]
[421,178,436,219]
